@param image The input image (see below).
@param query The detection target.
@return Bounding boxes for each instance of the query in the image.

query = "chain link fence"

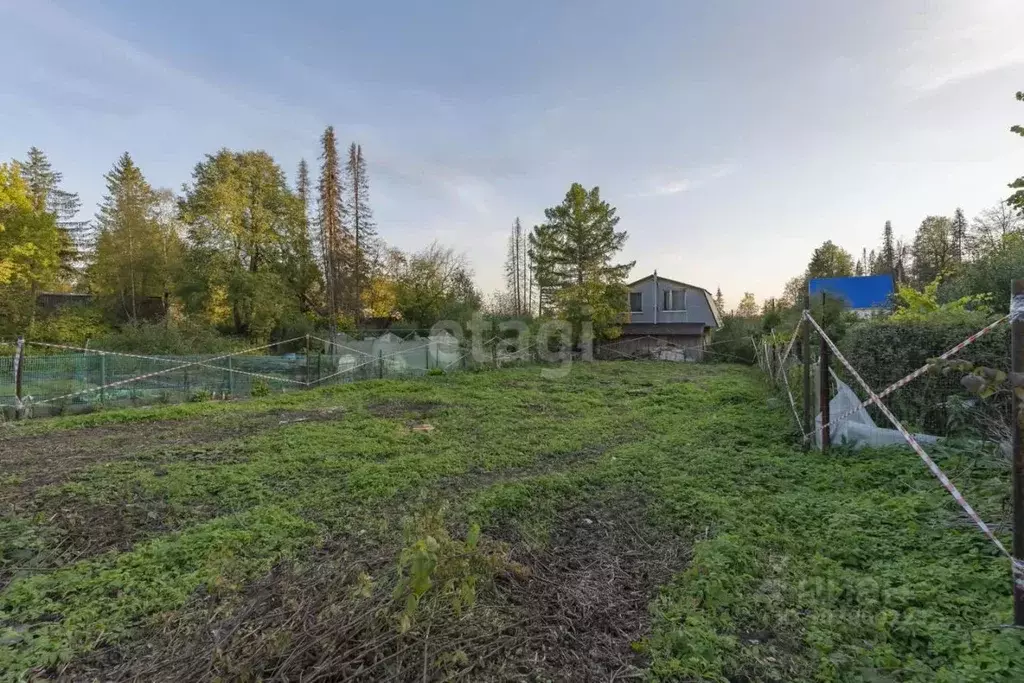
[0,332,487,419]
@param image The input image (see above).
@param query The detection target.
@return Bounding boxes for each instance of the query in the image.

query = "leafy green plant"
[426,367,445,376]
[189,389,213,403]
[250,378,270,398]
[392,508,515,633]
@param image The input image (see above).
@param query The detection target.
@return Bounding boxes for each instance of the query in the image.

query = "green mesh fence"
[0,335,478,418]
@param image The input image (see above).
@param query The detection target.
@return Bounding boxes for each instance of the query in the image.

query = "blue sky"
[2,0,1023,308]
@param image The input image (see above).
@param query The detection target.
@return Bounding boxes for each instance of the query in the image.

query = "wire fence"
[0,332,534,419]
[753,295,1024,621]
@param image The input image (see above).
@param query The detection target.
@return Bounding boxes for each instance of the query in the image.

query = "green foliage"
[0,507,316,673]
[392,242,481,327]
[529,183,634,336]
[393,508,512,632]
[707,315,758,364]
[940,233,1024,313]
[95,320,245,355]
[1008,90,1024,216]
[189,389,213,403]
[911,215,955,287]
[26,307,112,346]
[1,363,1020,679]
[250,378,271,397]
[91,153,182,322]
[839,317,1008,433]
[179,149,309,337]
[0,162,63,332]
[806,240,854,280]
[892,279,993,323]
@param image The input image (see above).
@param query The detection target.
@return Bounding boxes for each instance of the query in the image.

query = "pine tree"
[714,287,725,313]
[951,207,967,263]
[317,127,348,327]
[345,142,375,319]
[20,147,88,282]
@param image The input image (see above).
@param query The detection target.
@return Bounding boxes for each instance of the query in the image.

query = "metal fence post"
[802,311,811,450]
[378,350,384,379]
[227,356,234,396]
[100,353,106,404]
[425,344,430,371]
[818,327,830,453]
[317,350,322,385]
[1011,279,1024,626]
[305,334,311,386]
[13,336,24,419]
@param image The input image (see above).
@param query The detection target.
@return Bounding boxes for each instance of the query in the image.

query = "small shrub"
[426,368,445,377]
[250,379,270,398]
[189,389,213,403]
[839,317,1008,434]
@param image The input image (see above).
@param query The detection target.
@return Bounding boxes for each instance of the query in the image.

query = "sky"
[2,0,1023,309]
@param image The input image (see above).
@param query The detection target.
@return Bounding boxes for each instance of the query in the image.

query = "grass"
[0,361,1021,680]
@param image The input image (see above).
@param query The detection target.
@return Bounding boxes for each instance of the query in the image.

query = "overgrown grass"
[0,362,1021,680]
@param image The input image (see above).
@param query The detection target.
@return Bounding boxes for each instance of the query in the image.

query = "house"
[808,274,895,318]
[610,272,723,360]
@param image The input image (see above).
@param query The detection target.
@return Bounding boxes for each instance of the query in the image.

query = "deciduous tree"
[179,149,304,337]
[806,240,854,280]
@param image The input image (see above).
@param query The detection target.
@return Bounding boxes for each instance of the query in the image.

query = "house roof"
[808,274,895,310]
[627,273,723,328]
[627,273,709,293]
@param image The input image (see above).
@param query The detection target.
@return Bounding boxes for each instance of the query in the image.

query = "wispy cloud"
[896,2,1024,95]
[632,163,736,198]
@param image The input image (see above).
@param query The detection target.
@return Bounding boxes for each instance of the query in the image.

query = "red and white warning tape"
[803,313,1024,585]
[805,314,1009,441]
[25,336,309,404]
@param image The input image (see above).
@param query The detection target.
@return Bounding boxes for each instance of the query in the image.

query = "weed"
[250,379,270,398]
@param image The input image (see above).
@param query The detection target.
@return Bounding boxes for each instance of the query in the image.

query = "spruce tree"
[345,142,375,319]
[528,183,634,333]
[880,220,896,276]
[21,147,88,281]
[714,287,725,313]
[317,127,348,327]
[92,153,168,320]
[951,207,967,263]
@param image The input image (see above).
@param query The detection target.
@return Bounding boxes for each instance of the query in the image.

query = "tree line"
[1,131,488,342]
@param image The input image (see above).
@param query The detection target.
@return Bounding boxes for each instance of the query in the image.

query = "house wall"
[627,278,716,326]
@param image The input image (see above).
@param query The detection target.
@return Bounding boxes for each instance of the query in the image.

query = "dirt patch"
[367,399,442,419]
[0,408,344,506]
[65,499,687,681]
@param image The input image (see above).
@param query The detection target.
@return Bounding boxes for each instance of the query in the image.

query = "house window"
[663,288,686,311]
[629,291,643,312]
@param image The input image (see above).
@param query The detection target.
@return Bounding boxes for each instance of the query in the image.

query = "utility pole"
[1011,279,1024,625]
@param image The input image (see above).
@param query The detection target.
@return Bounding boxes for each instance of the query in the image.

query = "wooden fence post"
[227,356,234,396]
[1011,279,1024,626]
[818,326,830,453]
[13,336,24,420]
[99,353,106,404]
